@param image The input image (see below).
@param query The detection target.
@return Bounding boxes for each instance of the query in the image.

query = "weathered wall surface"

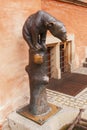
[0,0,41,126]
[42,0,87,66]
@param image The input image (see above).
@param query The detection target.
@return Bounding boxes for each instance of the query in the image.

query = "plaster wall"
[0,0,41,127]
[41,0,87,67]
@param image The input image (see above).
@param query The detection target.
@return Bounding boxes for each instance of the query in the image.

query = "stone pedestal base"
[17,103,60,125]
[6,108,79,130]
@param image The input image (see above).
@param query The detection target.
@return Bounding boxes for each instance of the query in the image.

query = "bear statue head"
[46,21,67,42]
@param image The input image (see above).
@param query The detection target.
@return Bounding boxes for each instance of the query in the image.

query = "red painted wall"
[41,0,87,65]
[0,0,41,126]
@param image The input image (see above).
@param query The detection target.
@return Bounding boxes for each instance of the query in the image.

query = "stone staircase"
[83,58,87,68]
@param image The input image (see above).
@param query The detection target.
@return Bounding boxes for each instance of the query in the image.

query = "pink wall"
[42,0,87,65]
[0,0,41,126]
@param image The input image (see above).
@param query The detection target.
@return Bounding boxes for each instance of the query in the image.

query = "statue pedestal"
[17,103,60,125]
[7,108,79,130]
[26,49,50,115]
[8,110,61,130]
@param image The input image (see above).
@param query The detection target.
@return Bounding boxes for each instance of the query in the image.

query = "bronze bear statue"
[22,10,67,51]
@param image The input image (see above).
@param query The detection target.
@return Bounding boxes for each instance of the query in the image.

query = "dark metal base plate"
[17,103,61,125]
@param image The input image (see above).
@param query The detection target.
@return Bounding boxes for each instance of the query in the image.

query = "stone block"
[6,108,79,130]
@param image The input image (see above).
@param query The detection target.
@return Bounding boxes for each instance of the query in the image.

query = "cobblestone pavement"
[47,67,87,110]
[47,88,87,109]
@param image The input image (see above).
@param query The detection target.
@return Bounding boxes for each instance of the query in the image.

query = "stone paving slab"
[72,67,87,75]
[47,87,87,109]
[47,67,87,109]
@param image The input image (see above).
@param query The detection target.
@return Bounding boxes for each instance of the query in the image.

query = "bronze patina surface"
[26,49,50,115]
[17,103,61,125]
[21,10,67,117]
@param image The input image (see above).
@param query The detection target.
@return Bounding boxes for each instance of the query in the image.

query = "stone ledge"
[4,108,79,130]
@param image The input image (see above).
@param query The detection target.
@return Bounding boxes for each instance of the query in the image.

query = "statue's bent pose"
[23,10,67,51]
[22,10,67,115]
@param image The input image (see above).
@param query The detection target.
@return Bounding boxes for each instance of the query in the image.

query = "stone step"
[83,62,87,68]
